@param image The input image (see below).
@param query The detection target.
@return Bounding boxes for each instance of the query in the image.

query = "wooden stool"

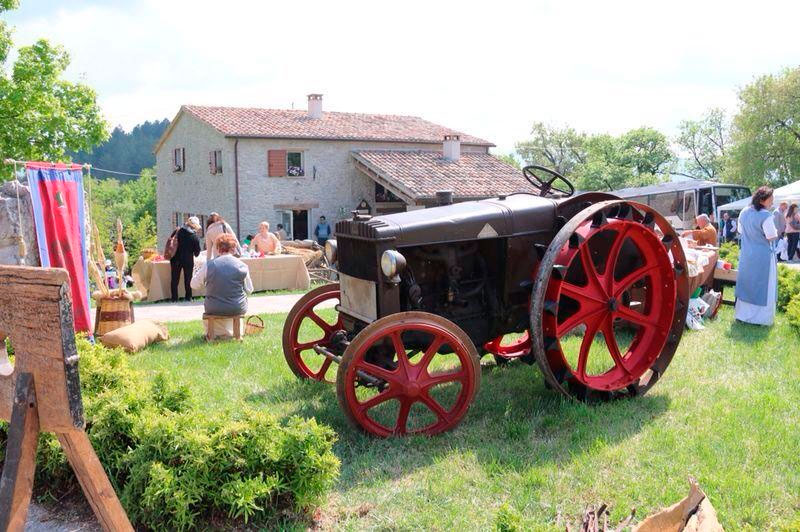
[202,314,244,341]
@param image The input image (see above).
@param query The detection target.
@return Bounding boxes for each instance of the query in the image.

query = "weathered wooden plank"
[0,373,40,532]
[0,265,69,285]
[57,431,134,532]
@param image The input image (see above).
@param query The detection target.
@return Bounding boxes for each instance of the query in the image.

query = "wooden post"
[57,432,133,531]
[0,265,134,531]
[0,373,40,532]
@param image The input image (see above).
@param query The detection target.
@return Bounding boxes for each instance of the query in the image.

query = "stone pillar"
[0,180,40,266]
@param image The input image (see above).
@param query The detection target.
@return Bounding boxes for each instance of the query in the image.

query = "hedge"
[787,293,800,332]
[0,336,339,530]
[777,264,800,312]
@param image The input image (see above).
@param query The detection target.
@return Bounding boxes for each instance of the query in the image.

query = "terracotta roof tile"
[181,105,493,146]
[353,150,526,200]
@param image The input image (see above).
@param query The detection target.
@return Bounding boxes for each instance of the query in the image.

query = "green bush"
[0,336,339,530]
[718,241,740,268]
[777,264,800,312]
[787,293,800,332]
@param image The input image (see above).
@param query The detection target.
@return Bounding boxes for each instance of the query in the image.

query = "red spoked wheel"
[282,283,342,382]
[336,312,481,437]
[483,332,531,362]
[531,200,689,400]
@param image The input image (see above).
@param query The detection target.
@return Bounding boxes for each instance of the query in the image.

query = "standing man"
[774,201,788,238]
[314,215,332,246]
[721,212,737,243]
[170,216,201,302]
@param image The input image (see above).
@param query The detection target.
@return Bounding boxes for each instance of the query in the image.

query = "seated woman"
[191,233,253,338]
[251,221,282,255]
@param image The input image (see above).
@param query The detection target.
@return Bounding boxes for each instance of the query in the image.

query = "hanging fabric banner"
[26,162,92,332]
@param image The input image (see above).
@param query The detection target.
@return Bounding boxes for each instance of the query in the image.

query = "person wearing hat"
[170,216,202,302]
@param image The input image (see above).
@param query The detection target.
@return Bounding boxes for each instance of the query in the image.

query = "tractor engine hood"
[335,194,558,246]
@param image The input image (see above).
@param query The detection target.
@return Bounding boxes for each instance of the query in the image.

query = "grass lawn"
[131,306,800,530]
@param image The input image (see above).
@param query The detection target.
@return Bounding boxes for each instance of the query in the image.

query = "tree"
[676,108,729,180]
[71,119,170,180]
[0,1,107,170]
[514,122,586,176]
[727,67,800,188]
[89,168,156,269]
[514,123,673,191]
[494,152,520,169]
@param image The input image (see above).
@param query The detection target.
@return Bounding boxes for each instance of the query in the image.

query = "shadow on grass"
[258,359,670,489]
[725,319,771,343]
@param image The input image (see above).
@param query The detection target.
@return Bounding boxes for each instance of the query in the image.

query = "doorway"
[292,209,309,240]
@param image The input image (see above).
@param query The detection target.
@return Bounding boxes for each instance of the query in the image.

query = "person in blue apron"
[735,186,779,325]
[314,215,332,246]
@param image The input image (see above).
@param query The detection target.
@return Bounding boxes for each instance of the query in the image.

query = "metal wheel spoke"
[395,400,412,435]
[357,388,399,412]
[616,305,661,329]
[613,264,659,298]
[295,340,321,352]
[604,225,629,291]
[420,391,449,421]
[315,358,333,380]
[418,336,445,371]
[307,311,333,333]
[424,370,465,389]
[579,244,607,298]
[576,314,604,379]
[560,280,606,305]
[354,362,399,385]
[601,316,631,375]
[391,331,411,372]
[557,306,605,337]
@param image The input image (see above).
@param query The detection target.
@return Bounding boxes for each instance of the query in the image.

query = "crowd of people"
[166,212,333,338]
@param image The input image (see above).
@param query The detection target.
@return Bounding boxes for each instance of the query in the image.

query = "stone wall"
[0,180,39,266]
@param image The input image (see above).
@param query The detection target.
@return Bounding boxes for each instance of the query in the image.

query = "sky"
[4,0,800,155]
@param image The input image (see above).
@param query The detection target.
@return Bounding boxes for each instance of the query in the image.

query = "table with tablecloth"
[132,255,310,301]
[685,246,719,294]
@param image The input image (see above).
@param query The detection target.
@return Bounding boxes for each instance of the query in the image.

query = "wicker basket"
[94,296,134,336]
[244,315,264,335]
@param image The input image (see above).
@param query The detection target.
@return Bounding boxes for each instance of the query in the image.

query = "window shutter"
[209,151,215,174]
[268,149,287,177]
[180,148,185,171]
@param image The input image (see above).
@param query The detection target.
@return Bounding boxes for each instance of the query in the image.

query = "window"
[287,151,304,176]
[375,183,401,202]
[649,192,679,216]
[172,212,206,237]
[209,150,223,175]
[173,147,185,172]
[268,149,304,177]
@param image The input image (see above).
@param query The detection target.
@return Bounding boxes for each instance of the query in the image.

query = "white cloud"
[6,0,800,153]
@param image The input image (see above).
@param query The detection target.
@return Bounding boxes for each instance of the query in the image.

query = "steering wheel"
[523,165,575,197]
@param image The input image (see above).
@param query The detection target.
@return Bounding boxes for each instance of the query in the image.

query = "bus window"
[714,186,751,211]
[680,191,696,227]
[650,192,678,216]
[699,188,713,216]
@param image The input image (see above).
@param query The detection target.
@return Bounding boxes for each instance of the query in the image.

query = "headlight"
[380,250,406,280]
[324,239,337,263]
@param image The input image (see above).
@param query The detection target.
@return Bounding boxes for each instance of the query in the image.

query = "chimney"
[443,134,461,161]
[307,93,323,119]
[436,190,454,206]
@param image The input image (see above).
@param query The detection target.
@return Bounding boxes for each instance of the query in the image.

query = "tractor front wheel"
[282,283,343,382]
[336,312,481,437]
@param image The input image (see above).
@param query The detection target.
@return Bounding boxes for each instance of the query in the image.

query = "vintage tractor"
[282,166,689,437]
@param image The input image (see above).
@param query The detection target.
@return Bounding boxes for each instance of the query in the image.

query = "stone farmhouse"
[154,94,523,246]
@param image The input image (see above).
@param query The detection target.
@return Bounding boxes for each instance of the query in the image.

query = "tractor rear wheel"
[531,200,689,400]
[337,312,481,437]
[282,283,342,382]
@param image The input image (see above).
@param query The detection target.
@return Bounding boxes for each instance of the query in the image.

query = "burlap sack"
[99,319,169,353]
